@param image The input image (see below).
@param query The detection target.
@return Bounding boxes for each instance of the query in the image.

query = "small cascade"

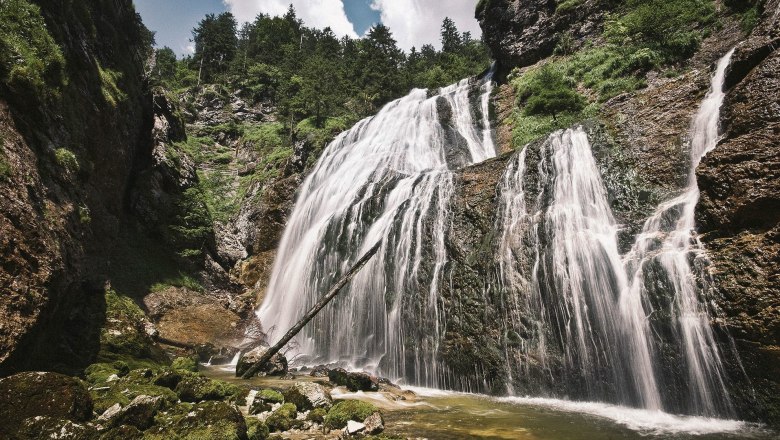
[622,48,736,416]
[496,50,736,415]
[258,73,496,387]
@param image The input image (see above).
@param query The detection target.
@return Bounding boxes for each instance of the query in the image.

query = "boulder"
[363,411,384,434]
[235,346,288,377]
[310,365,330,377]
[145,400,248,439]
[175,375,241,402]
[345,420,366,435]
[18,416,98,439]
[98,395,163,430]
[282,382,333,411]
[0,372,93,438]
[328,369,380,392]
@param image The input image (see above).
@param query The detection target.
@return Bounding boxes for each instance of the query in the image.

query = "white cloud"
[370,0,482,50]
[223,0,358,38]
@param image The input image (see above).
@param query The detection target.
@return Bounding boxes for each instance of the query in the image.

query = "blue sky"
[134,0,481,56]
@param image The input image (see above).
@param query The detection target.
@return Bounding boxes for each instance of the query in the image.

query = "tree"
[359,24,404,108]
[440,17,462,53]
[192,12,238,82]
[152,47,177,84]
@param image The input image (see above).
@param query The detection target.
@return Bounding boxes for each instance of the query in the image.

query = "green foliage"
[606,0,716,62]
[149,273,204,293]
[98,64,127,107]
[192,12,238,82]
[242,122,284,151]
[172,357,199,373]
[556,0,583,14]
[168,186,212,257]
[515,64,586,120]
[54,147,79,173]
[78,205,91,224]
[0,0,65,103]
[324,400,378,429]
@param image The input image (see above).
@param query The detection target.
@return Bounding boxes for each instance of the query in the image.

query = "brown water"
[203,366,773,440]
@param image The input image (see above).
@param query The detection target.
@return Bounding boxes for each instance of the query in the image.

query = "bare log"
[240,240,382,379]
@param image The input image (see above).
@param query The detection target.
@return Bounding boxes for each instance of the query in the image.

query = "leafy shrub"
[0,0,65,102]
[607,0,716,62]
[54,148,79,173]
[242,122,284,151]
[556,0,583,14]
[516,64,586,120]
[98,64,127,107]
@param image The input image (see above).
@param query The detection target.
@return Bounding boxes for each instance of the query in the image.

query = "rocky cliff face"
[0,0,154,374]
[476,0,609,76]
[470,0,780,424]
[697,0,780,422]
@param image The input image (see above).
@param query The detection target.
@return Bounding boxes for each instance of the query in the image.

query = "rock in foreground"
[236,346,288,377]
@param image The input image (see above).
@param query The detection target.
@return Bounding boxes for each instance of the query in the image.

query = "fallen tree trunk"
[241,240,383,379]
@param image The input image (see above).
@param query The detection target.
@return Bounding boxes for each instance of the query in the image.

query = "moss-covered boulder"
[17,416,98,440]
[0,372,93,438]
[174,374,242,402]
[246,417,270,440]
[99,424,144,439]
[282,382,332,410]
[171,357,199,373]
[145,400,248,439]
[257,388,284,404]
[265,402,301,432]
[324,400,379,429]
[306,407,327,423]
[89,368,178,414]
[97,395,164,430]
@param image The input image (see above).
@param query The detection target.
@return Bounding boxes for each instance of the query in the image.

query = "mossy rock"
[174,374,241,403]
[307,407,327,423]
[257,389,284,404]
[265,402,301,432]
[145,401,247,439]
[17,416,98,440]
[90,380,179,414]
[0,372,93,438]
[246,417,270,440]
[324,400,379,429]
[171,357,199,373]
[99,424,144,439]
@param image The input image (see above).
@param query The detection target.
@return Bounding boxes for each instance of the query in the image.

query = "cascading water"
[258,73,496,388]
[496,50,736,415]
[259,49,737,417]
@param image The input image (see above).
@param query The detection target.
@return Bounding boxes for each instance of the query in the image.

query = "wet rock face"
[282,382,333,410]
[0,372,93,438]
[476,0,608,74]
[697,2,780,423]
[236,345,288,377]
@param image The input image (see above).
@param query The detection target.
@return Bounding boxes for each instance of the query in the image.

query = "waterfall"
[259,48,736,417]
[496,50,736,415]
[258,73,496,387]
[622,48,736,416]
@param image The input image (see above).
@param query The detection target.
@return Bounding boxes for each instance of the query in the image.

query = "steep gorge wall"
[0,0,155,374]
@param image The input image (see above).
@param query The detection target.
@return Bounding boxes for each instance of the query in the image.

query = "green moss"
[246,418,270,440]
[324,400,378,429]
[171,357,199,373]
[257,389,284,404]
[265,403,299,432]
[556,0,583,14]
[242,122,284,151]
[97,289,168,367]
[175,375,242,403]
[54,147,79,173]
[0,153,12,180]
[307,407,327,423]
[149,274,204,293]
[0,0,65,103]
